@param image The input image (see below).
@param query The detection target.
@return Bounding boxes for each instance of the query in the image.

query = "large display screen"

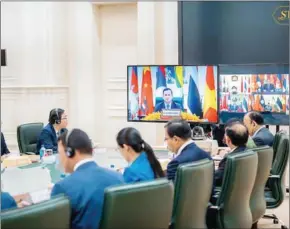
[127,65,219,123]
[219,64,289,125]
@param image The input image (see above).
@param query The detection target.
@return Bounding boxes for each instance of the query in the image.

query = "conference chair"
[171,159,214,229]
[272,130,287,163]
[100,179,174,229]
[207,150,258,229]
[263,133,289,229]
[249,146,273,229]
[17,122,43,154]
[1,195,70,229]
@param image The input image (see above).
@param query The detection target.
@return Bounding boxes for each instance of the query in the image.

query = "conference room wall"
[1,2,179,150]
[1,2,69,150]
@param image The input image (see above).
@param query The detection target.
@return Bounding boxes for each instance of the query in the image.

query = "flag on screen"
[175,66,184,88]
[282,96,286,112]
[241,76,244,93]
[282,74,287,91]
[248,95,253,111]
[129,66,139,119]
[256,75,262,91]
[242,97,248,112]
[156,66,166,89]
[187,66,202,117]
[140,67,154,115]
[222,95,228,110]
[277,74,283,83]
[165,66,176,84]
[244,76,247,92]
[276,97,283,110]
[203,66,217,122]
[254,95,260,111]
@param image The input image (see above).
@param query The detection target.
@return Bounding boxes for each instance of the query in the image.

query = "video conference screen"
[127,65,219,123]
[219,64,289,125]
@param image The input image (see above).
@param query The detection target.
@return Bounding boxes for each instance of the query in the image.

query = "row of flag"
[220,94,288,113]
[129,66,218,122]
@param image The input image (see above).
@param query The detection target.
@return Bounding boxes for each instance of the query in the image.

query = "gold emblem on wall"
[272,6,290,25]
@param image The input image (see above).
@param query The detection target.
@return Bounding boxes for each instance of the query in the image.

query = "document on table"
[2,166,52,196]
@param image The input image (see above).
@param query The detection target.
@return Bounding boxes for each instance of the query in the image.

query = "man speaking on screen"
[154,88,182,112]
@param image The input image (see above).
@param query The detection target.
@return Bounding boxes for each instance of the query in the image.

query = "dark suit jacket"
[166,142,212,181]
[214,146,247,187]
[1,192,17,211]
[51,162,124,229]
[36,124,67,154]
[1,132,10,156]
[252,127,274,147]
[154,101,181,112]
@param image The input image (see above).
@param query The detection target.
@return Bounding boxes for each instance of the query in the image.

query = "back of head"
[247,112,264,125]
[58,128,92,155]
[116,127,165,178]
[164,119,192,140]
[225,123,249,147]
[49,108,65,125]
[116,127,143,152]
[225,118,242,128]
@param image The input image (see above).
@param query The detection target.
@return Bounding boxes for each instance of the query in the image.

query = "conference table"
[1,148,172,205]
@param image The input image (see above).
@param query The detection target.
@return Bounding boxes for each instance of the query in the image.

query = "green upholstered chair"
[207,150,258,229]
[171,159,213,229]
[272,130,287,163]
[263,133,289,229]
[17,123,43,154]
[1,195,70,229]
[249,146,273,228]
[100,179,174,229]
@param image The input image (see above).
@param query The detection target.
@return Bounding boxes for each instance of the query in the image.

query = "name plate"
[160,109,181,120]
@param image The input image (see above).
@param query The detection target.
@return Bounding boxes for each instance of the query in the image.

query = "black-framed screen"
[219,63,289,125]
[127,65,219,124]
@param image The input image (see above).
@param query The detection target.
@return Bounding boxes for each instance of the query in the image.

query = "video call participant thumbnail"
[154,88,182,112]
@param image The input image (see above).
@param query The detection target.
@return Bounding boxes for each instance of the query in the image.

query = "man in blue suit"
[1,192,17,211]
[164,119,212,181]
[214,122,248,187]
[243,111,274,147]
[51,129,124,229]
[36,108,68,154]
[154,88,182,112]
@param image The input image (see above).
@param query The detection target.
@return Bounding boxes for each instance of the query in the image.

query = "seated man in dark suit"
[243,111,274,147]
[51,129,124,229]
[164,119,212,181]
[1,192,17,211]
[1,132,10,156]
[36,108,68,154]
[214,122,248,187]
[154,88,182,112]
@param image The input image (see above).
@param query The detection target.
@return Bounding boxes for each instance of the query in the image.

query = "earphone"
[55,108,61,124]
[65,129,75,158]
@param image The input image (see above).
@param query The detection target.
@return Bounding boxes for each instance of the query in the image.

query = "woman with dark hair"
[116,127,165,183]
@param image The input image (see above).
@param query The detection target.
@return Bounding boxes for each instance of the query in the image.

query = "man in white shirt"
[243,111,274,146]
[51,129,124,229]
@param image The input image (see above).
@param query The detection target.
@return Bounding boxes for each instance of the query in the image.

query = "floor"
[259,194,289,228]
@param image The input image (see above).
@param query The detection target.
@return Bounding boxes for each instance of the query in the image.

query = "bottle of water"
[40,145,46,161]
